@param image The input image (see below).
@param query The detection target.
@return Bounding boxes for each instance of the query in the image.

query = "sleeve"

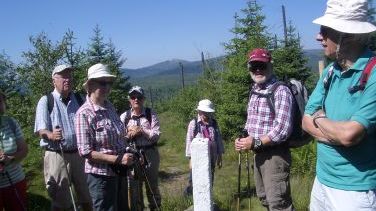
[75,110,93,157]
[267,86,293,143]
[244,95,252,131]
[351,71,376,130]
[215,126,225,155]
[34,96,50,134]
[10,117,23,140]
[144,110,161,143]
[304,68,329,115]
[185,119,196,157]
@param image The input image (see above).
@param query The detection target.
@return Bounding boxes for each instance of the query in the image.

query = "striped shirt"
[75,96,126,176]
[185,116,224,161]
[0,116,25,188]
[120,108,161,147]
[34,89,81,151]
[245,77,293,143]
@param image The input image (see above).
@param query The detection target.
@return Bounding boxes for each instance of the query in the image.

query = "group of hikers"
[1,0,376,210]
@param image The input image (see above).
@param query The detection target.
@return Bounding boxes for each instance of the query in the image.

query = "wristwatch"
[253,137,263,150]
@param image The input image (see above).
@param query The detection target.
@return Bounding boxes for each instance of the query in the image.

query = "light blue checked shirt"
[34,89,82,151]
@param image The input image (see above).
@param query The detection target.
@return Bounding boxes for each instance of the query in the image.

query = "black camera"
[239,129,248,138]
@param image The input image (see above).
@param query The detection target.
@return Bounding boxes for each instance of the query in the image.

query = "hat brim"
[196,106,215,113]
[313,16,376,34]
[249,58,269,63]
[83,75,116,87]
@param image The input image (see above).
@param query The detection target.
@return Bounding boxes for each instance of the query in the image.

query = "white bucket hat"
[313,0,376,34]
[196,99,215,113]
[83,63,116,87]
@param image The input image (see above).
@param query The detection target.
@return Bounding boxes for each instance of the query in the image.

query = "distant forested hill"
[122,49,323,90]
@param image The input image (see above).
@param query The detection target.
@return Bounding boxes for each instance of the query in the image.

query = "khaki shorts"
[44,151,91,208]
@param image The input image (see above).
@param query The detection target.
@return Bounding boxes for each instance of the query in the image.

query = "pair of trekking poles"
[125,143,160,211]
[236,130,252,211]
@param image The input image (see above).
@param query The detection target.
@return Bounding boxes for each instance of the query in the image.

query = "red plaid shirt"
[75,96,126,176]
[245,77,293,143]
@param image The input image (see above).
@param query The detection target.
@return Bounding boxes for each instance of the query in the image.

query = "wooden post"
[148,86,154,109]
[179,62,185,89]
[282,5,288,47]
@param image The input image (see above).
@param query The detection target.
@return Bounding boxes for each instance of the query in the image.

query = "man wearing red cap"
[235,48,295,210]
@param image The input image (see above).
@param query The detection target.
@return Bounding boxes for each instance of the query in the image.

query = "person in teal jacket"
[302,0,376,210]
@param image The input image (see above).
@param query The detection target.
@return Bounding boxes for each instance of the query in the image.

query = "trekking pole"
[246,151,251,211]
[127,147,160,211]
[3,171,26,211]
[56,126,78,211]
[127,175,132,210]
[237,151,241,211]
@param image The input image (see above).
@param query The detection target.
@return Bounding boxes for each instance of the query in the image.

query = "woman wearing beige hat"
[302,0,376,210]
[75,63,133,211]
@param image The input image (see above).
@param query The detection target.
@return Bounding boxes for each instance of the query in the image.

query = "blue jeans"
[87,173,118,211]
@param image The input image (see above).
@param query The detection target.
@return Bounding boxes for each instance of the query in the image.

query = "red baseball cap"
[248,48,272,63]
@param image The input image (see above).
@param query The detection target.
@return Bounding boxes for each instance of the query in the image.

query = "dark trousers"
[254,147,294,211]
[87,173,127,211]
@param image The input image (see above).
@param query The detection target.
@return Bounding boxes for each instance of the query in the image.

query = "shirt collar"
[253,75,277,90]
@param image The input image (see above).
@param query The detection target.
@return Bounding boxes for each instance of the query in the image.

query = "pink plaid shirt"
[75,96,126,176]
[245,78,293,143]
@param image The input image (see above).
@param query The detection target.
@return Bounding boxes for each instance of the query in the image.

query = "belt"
[136,143,157,150]
[45,148,78,154]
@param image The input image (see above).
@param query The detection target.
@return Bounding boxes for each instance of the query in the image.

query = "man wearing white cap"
[75,63,134,211]
[302,0,376,210]
[184,99,224,196]
[120,86,161,210]
[34,64,92,211]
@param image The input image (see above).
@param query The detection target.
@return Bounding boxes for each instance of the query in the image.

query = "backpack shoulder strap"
[122,109,132,126]
[145,107,152,124]
[359,57,376,89]
[193,117,200,137]
[74,92,84,106]
[264,81,287,115]
[46,93,54,115]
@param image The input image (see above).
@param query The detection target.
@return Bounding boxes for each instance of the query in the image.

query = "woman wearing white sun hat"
[75,63,134,210]
[184,99,224,196]
[302,0,376,210]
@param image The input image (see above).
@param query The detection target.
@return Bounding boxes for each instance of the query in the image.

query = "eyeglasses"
[92,80,114,87]
[248,62,267,72]
[130,95,144,100]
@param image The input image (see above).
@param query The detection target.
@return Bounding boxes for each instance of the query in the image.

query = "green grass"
[24,111,315,210]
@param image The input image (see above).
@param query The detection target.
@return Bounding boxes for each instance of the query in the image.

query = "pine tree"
[86,26,131,113]
[217,0,271,140]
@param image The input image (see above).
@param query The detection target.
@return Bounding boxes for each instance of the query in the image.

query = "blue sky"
[1,0,327,68]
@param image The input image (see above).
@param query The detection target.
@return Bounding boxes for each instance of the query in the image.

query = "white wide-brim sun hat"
[313,0,376,34]
[83,63,116,87]
[196,99,215,113]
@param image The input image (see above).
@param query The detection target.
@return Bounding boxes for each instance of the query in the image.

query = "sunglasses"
[248,62,267,72]
[92,80,114,87]
[130,95,144,100]
[320,26,340,38]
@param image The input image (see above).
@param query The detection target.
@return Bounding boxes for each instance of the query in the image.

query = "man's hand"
[127,125,143,139]
[48,128,63,142]
[0,150,12,165]
[235,136,254,151]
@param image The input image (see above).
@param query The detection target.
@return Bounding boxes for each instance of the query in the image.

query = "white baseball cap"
[196,99,215,113]
[129,86,144,96]
[51,64,73,77]
[313,0,376,34]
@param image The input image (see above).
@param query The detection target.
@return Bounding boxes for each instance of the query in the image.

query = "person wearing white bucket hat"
[75,63,134,210]
[303,0,376,210]
[184,99,224,196]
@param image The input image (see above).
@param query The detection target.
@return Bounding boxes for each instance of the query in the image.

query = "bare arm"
[86,151,134,166]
